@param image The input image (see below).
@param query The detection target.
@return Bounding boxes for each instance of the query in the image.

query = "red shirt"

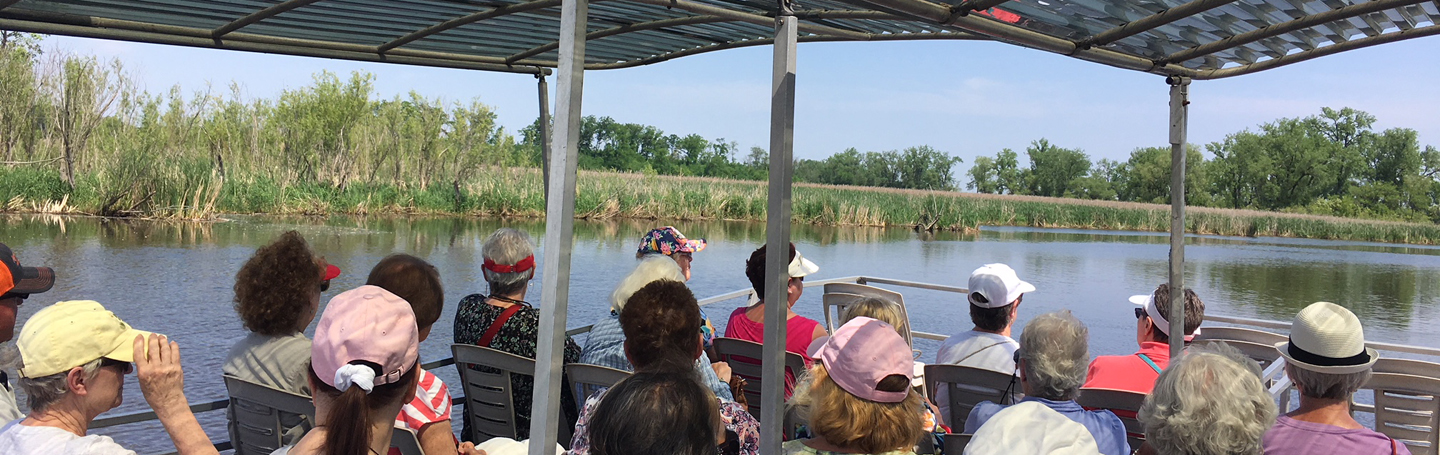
[1082,341,1172,394]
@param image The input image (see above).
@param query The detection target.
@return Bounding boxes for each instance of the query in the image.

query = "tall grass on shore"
[6,166,1440,244]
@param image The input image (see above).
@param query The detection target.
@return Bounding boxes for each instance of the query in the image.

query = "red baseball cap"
[0,243,54,296]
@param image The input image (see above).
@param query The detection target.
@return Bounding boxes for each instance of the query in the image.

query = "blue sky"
[45,34,1440,177]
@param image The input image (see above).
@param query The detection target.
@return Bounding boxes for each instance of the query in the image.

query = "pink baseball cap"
[807,317,914,403]
[312,285,419,392]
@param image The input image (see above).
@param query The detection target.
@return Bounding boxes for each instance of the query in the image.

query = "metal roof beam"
[0,0,23,11]
[838,0,1199,76]
[1076,0,1240,48]
[1195,22,1440,78]
[622,0,873,40]
[1161,0,1431,64]
[588,31,986,69]
[0,16,550,74]
[948,0,1013,21]
[506,15,731,63]
[212,0,325,38]
[378,0,566,53]
[506,10,943,63]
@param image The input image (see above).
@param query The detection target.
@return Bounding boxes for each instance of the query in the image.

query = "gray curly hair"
[1139,343,1277,455]
[1019,311,1089,401]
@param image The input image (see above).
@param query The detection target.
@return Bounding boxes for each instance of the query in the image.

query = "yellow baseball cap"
[17,300,153,378]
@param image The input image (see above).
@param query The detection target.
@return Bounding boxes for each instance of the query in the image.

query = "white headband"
[334,363,377,393]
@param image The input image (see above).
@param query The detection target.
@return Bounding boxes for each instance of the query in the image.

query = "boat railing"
[80,275,1440,454]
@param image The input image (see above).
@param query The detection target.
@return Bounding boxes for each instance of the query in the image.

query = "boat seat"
[223,375,316,455]
[1373,358,1440,378]
[1354,372,1440,455]
[1076,387,1148,451]
[565,363,632,413]
[940,433,972,455]
[452,343,573,445]
[923,364,1018,432]
[821,282,910,345]
[391,427,425,455]
[712,337,808,420]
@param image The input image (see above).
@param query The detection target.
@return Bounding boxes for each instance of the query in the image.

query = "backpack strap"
[1137,353,1164,374]
[955,341,1012,365]
[477,304,525,347]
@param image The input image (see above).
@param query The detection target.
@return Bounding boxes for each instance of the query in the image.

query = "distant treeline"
[966,109,1440,223]
[1,35,1437,225]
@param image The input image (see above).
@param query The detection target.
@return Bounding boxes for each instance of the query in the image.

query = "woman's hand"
[458,441,487,455]
[135,334,188,416]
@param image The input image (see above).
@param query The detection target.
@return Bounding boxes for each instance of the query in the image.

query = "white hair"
[1020,311,1089,401]
[481,228,534,296]
[18,358,103,412]
[1139,343,1277,455]
[610,255,685,312]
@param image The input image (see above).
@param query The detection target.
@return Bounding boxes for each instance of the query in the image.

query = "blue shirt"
[965,397,1130,455]
[578,312,734,401]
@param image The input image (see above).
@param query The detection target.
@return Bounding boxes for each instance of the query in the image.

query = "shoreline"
[6,168,1440,245]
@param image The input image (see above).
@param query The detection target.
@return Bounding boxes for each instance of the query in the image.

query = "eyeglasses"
[100,358,133,374]
[1134,307,1147,319]
[320,280,331,293]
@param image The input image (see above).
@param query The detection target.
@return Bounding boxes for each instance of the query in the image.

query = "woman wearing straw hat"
[1263,302,1409,455]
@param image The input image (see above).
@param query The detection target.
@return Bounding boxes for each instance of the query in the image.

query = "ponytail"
[309,363,419,455]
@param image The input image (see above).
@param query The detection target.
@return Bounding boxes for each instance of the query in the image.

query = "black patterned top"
[453,293,582,442]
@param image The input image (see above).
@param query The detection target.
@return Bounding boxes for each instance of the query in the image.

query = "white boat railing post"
[1166,75,1191,361]
[529,0,585,451]
[537,72,552,202]
[761,5,799,454]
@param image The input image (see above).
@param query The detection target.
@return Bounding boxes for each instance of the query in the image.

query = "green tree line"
[968,108,1440,223]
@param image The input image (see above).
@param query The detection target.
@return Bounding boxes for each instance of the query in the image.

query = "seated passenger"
[964,311,1130,455]
[1138,344,1276,455]
[0,301,219,455]
[786,317,922,455]
[572,280,760,455]
[578,256,733,400]
[1084,284,1205,394]
[365,254,463,455]
[277,286,478,455]
[724,243,824,395]
[635,226,719,351]
[223,231,336,444]
[1263,302,1408,455]
[587,370,722,455]
[840,298,945,434]
[0,242,55,425]
[934,263,1032,418]
[453,228,580,442]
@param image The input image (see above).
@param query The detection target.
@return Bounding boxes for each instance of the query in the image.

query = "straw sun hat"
[1275,302,1378,375]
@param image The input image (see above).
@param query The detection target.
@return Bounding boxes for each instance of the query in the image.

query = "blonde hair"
[610,255,685,312]
[841,297,911,345]
[790,364,922,453]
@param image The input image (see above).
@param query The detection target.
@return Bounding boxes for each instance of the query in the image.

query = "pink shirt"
[1263,415,1410,455]
[723,306,821,397]
[1082,341,1172,395]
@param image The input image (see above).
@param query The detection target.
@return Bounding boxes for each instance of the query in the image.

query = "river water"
[2,214,1438,453]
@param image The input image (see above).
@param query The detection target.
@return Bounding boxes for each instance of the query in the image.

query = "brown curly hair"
[233,231,323,336]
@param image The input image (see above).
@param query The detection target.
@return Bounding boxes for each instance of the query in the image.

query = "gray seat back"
[1359,372,1440,455]
[223,375,316,455]
[452,343,536,443]
[922,364,1017,431]
[1076,387,1148,451]
[712,337,808,419]
[565,363,632,413]
[391,427,426,455]
[821,283,910,345]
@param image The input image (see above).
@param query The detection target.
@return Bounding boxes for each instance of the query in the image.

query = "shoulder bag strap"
[1137,353,1164,374]
[477,304,525,348]
[955,340,1011,365]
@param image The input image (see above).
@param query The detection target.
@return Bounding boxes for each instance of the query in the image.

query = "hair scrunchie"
[334,363,377,393]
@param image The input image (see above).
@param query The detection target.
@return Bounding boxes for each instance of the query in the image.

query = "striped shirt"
[395,368,453,431]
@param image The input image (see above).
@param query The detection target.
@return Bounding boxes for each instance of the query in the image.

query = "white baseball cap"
[967,263,1035,309]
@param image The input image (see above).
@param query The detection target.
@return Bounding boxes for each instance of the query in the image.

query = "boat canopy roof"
[0,0,1435,78]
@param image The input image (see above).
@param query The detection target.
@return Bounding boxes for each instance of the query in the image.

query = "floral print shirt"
[453,294,582,442]
[568,388,760,455]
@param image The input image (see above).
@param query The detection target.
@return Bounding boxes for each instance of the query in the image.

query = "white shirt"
[934,330,1019,421]
[0,420,137,455]
[0,372,21,425]
[963,401,1100,455]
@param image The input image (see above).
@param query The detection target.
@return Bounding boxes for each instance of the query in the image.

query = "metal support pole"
[529,0,584,451]
[1165,76,1190,362]
[537,72,552,203]
[761,8,798,455]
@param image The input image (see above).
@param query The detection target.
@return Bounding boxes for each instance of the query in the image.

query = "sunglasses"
[1134,307,1148,319]
[100,358,133,374]
[320,280,331,293]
